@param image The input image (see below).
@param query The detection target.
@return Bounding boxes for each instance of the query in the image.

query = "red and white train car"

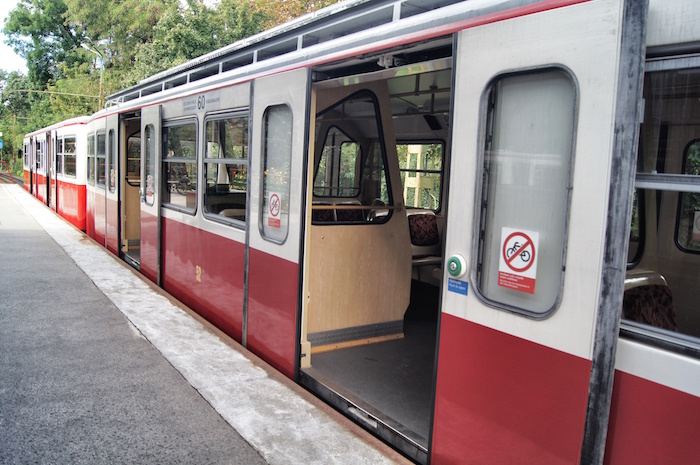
[24,0,700,463]
[23,117,89,230]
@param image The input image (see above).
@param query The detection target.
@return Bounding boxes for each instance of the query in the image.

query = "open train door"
[246,69,309,378]
[105,114,119,255]
[140,105,162,284]
[433,0,646,463]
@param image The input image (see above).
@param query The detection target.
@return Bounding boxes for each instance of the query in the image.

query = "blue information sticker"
[448,278,468,296]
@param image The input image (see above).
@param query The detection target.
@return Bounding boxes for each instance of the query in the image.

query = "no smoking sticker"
[498,227,539,294]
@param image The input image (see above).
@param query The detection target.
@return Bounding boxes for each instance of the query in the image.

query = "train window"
[476,69,575,317]
[126,133,140,187]
[625,64,700,343]
[87,134,95,185]
[261,105,292,243]
[397,142,443,211]
[162,121,198,213]
[676,140,700,253]
[313,127,361,197]
[204,113,248,225]
[96,132,106,188]
[56,138,64,175]
[312,91,393,224]
[144,125,155,206]
[627,188,645,266]
[108,130,116,192]
[64,137,76,177]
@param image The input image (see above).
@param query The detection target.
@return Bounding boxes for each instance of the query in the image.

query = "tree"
[129,0,267,83]
[3,0,86,87]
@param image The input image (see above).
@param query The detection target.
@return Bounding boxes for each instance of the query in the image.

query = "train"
[20,0,700,463]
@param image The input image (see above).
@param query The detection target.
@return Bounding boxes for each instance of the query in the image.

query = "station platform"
[0,184,411,465]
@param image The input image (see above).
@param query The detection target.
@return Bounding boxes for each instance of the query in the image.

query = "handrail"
[0,160,15,184]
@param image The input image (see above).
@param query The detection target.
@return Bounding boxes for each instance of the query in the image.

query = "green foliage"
[0,0,341,156]
[129,0,268,83]
[3,0,86,87]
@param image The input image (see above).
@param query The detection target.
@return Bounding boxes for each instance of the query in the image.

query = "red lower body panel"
[162,218,245,341]
[247,247,298,379]
[604,370,700,464]
[140,211,158,284]
[431,314,591,464]
[105,196,119,255]
[57,180,86,230]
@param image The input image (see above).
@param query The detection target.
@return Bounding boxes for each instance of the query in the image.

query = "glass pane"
[87,135,95,185]
[630,66,700,338]
[108,130,116,192]
[677,141,700,252]
[262,105,292,242]
[397,143,443,210]
[312,91,393,224]
[204,116,248,224]
[478,69,575,316]
[144,125,155,205]
[313,127,360,197]
[163,122,197,212]
[96,133,106,188]
[127,135,140,186]
[65,155,76,177]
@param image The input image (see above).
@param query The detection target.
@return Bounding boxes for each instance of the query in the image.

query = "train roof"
[23,116,90,139]
[106,0,473,105]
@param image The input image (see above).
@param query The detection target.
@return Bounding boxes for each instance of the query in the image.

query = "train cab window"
[87,134,95,185]
[203,113,248,225]
[626,64,700,343]
[312,91,393,224]
[162,121,197,213]
[96,131,106,188]
[64,137,76,177]
[261,105,292,243]
[313,127,361,197]
[476,69,575,317]
[397,142,443,211]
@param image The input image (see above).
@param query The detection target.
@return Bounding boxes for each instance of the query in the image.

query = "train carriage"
[22,117,88,230]
[23,0,700,463]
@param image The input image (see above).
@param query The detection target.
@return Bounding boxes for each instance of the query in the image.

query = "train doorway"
[120,112,142,269]
[299,50,452,463]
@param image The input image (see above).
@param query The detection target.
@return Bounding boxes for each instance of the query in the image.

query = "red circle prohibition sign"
[269,193,281,216]
[503,232,535,273]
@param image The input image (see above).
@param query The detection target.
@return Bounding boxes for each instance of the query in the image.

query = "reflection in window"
[204,114,248,224]
[398,143,443,211]
[162,122,197,212]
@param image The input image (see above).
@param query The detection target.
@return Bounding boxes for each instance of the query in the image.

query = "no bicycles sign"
[498,227,539,294]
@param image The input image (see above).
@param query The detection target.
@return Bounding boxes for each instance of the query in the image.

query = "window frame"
[202,110,249,228]
[621,54,700,360]
[161,118,199,215]
[473,67,578,319]
[396,139,445,213]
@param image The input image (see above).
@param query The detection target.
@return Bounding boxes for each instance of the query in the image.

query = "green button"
[447,256,462,277]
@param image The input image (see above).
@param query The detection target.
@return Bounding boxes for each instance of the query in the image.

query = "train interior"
[299,39,453,460]
[121,113,142,268]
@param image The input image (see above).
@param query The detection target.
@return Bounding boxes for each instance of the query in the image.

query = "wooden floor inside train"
[302,280,440,445]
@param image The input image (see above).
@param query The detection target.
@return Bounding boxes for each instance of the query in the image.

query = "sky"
[0,0,28,74]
